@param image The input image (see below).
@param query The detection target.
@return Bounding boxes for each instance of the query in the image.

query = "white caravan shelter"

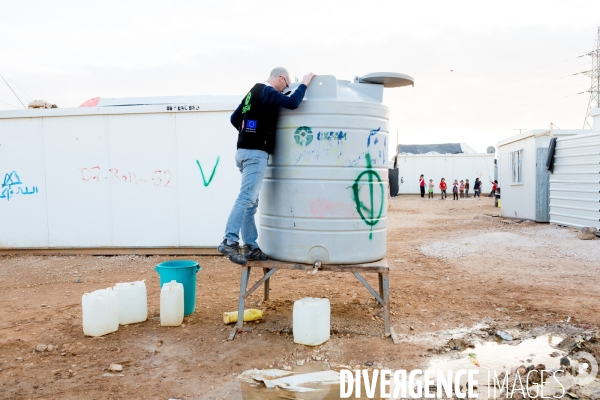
[497,128,590,221]
[0,96,241,252]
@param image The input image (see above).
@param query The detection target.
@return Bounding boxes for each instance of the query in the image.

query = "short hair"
[270,67,289,79]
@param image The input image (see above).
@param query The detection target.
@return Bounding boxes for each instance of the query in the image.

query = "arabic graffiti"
[351,154,384,240]
[367,127,386,166]
[1,171,39,201]
[80,166,172,187]
[347,127,387,167]
[196,156,220,187]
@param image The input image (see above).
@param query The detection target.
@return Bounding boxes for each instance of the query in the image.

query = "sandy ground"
[0,195,599,399]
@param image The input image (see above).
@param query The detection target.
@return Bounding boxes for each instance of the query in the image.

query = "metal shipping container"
[549,132,600,229]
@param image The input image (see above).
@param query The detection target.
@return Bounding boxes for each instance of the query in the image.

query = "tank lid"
[357,72,414,88]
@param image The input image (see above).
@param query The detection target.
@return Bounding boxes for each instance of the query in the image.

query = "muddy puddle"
[238,331,600,399]
[425,333,600,399]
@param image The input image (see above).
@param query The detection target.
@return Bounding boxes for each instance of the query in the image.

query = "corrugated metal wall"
[549,132,600,229]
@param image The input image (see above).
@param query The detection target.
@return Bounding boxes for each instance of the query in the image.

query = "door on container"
[535,147,550,222]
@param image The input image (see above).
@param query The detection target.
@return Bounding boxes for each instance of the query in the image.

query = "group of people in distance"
[418,175,498,200]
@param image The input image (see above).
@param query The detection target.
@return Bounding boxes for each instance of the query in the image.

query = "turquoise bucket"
[155,260,201,316]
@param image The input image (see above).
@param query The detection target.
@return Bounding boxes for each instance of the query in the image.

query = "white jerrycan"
[114,280,148,325]
[82,288,119,337]
[160,280,184,327]
[293,297,330,346]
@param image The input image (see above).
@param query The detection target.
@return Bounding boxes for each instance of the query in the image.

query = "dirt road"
[0,195,598,399]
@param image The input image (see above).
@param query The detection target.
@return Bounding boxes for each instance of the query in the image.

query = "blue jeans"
[224,149,268,250]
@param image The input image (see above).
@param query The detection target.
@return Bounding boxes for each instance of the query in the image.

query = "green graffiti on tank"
[294,126,313,146]
[352,153,384,240]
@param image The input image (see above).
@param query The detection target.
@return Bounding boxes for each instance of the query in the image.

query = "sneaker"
[243,246,269,261]
[217,239,247,265]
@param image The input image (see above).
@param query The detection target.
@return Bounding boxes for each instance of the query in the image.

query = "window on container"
[510,150,523,184]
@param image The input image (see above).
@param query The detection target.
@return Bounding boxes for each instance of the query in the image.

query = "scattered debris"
[577,227,597,240]
[239,368,340,392]
[35,344,48,352]
[28,100,58,109]
[108,363,123,372]
[496,331,513,341]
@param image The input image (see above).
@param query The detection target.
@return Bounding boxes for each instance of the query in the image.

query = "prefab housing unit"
[549,109,600,230]
[497,128,591,221]
[0,96,241,251]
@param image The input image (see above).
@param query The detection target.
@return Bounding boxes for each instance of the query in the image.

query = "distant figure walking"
[428,179,434,199]
[419,174,425,198]
[473,178,481,198]
[439,178,447,200]
[489,180,498,197]
[459,180,465,198]
[452,179,459,200]
[464,179,470,198]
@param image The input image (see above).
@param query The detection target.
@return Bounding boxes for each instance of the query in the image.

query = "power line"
[0,69,32,101]
[425,93,586,128]
[583,27,600,128]
[0,71,26,109]
[396,55,587,105]
[0,99,20,109]
[397,60,589,110]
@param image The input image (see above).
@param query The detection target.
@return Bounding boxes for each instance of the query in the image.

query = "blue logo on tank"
[247,120,257,130]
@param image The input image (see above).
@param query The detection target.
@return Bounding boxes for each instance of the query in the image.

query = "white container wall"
[114,281,148,325]
[396,153,495,194]
[293,297,331,346]
[0,99,239,250]
[497,132,544,220]
[497,129,591,221]
[549,132,600,229]
[160,280,184,327]
[82,288,119,337]
[260,73,413,264]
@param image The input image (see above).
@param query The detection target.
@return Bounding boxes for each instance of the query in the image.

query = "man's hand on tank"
[301,73,316,86]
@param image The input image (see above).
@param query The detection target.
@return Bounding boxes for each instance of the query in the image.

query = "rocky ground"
[0,195,598,399]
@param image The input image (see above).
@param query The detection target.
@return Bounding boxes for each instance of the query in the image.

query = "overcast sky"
[1,0,599,152]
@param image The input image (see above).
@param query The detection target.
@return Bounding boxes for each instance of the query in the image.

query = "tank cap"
[356,72,414,88]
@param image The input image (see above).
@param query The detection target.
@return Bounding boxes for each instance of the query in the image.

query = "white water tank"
[82,288,119,337]
[114,280,148,325]
[259,73,414,264]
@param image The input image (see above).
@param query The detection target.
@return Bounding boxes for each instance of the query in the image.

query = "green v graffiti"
[196,156,220,187]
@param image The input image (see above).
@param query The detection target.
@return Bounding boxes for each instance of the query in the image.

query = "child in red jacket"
[439,178,447,200]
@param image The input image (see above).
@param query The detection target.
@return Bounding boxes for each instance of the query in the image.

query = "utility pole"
[583,27,600,128]
[513,128,527,135]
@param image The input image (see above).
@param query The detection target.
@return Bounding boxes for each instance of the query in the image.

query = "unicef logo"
[294,126,313,147]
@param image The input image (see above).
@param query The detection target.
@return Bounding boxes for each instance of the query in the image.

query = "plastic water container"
[155,260,201,316]
[113,280,148,325]
[82,288,119,337]
[293,297,330,346]
[160,280,184,327]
